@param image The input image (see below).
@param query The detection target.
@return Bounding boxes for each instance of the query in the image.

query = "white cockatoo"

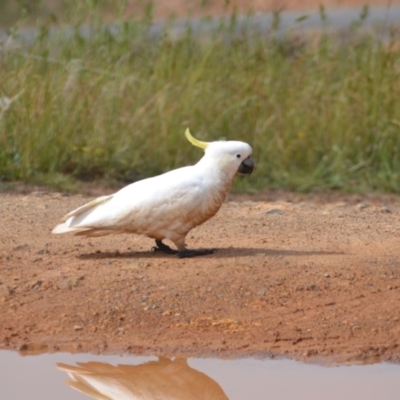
[52,129,254,258]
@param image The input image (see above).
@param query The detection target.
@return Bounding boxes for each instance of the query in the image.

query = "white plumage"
[52,129,254,257]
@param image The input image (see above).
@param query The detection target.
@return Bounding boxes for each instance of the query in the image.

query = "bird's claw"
[152,246,178,255]
[152,240,178,255]
[153,240,215,258]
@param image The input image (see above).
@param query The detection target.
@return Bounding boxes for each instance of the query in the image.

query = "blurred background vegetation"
[0,0,56,28]
[0,1,399,193]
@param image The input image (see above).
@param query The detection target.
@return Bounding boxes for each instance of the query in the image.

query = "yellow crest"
[185,128,209,150]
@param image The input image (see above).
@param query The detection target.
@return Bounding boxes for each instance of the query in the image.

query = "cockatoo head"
[185,128,254,177]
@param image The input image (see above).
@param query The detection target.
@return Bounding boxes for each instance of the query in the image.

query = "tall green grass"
[1,5,400,192]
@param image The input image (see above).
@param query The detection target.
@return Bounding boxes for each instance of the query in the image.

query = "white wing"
[52,166,207,236]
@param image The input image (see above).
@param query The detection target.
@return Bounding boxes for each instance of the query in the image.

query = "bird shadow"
[77,247,344,260]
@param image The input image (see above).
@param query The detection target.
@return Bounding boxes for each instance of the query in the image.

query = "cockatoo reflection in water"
[52,129,254,258]
[57,357,229,400]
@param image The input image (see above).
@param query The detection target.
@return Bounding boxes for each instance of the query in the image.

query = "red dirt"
[1,189,399,363]
[1,0,399,364]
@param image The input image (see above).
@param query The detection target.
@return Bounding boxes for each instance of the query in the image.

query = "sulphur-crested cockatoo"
[52,129,254,258]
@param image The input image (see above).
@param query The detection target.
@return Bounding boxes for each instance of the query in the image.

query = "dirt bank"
[1,190,399,363]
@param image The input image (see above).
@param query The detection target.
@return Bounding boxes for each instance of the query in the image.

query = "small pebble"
[266,209,283,215]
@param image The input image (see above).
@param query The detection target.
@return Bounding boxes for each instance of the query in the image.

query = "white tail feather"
[52,194,114,235]
[51,223,89,234]
[61,195,113,222]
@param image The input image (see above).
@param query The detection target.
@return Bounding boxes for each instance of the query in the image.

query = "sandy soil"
[1,0,399,365]
[0,189,399,363]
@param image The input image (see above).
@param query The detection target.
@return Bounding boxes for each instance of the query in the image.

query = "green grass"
[1,4,400,193]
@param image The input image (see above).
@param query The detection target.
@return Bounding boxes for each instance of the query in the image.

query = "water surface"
[1,351,400,399]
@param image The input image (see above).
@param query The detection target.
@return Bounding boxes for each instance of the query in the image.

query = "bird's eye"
[236,154,241,158]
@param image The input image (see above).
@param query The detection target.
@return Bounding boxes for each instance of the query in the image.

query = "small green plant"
[0,3,400,193]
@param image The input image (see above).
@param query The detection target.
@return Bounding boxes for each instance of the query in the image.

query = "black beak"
[238,156,254,175]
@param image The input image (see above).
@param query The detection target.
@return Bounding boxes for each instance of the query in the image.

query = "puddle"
[1,351,399,399]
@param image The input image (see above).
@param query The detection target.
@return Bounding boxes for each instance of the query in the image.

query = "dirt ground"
[0,188,399,364]
[1,0,399,365]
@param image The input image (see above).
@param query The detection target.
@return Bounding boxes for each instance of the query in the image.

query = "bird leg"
[176,248,215,258]
[152,239,178,255]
